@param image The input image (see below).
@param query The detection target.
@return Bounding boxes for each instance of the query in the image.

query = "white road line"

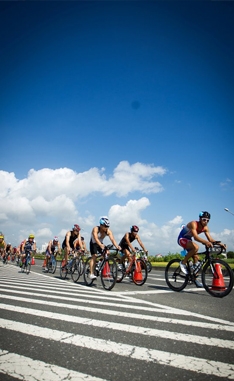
[1,319,234,379]
[1,303,233,348]
[0,350,109,381]
[1,295,234,332]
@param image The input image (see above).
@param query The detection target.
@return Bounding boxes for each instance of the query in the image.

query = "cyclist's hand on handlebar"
[117,245,121,251]
[205,241,213,248]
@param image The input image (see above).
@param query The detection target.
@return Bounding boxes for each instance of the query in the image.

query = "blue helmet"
[199,211,211,219]
[99,217,110,227]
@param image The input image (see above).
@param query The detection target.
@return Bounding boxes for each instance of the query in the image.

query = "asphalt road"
[0,259,233,381]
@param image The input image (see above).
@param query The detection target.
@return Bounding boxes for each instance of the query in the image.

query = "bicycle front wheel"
[202,259,234,298]
[25,261,31,274]
[100,258,117,290]
[146,261,152,273]
[132,259,148,286]
[71,258,81,283]
[60,258,68,280]
[51,258,57,274]
[83,257,95,286]
[165,259,188,291]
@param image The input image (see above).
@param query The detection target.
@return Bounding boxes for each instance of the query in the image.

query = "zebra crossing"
[0,264,234,380]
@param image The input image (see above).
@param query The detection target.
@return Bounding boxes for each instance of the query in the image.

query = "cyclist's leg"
[180,240,198,265]
[45,251,50,270]
[89,242,102,278]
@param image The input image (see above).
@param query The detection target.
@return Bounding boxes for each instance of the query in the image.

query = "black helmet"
[199,211,211,219]
[131,225,139,232]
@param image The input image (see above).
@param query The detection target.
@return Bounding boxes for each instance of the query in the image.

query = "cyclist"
[20,234,36,266]
[89,217,121,280]
[0,235,6,261]
[178,211,226,274]
[4,243,12,263]
[44,236,61,271]
[62,224,82,265]
[75,236,87,253]
[119,225,148,267]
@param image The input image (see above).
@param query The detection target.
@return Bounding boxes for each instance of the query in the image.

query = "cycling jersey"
[178,221,205,248]
[24,240,35,252]
[62,231,78,250]
[119,233,136,250]
[0,240,6,249]
[90,226,107,244]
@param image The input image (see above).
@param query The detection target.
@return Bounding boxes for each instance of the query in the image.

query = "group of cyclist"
[1,211,226,281]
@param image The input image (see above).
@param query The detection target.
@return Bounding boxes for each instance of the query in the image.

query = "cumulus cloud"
[0,161,167,248]
[1,163,234,254]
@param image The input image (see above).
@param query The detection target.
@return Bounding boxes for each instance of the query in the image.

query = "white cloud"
[1,163,234,254]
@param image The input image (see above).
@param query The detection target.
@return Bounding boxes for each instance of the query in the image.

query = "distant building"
[155,254,163,258]
[41,243,48,253]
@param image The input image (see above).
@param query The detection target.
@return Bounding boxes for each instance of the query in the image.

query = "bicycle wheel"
[146,261,152,273]
[71,258,81,283]
[60,258,68,280]
[116,262,125,283]
[25,260,31,274]
[132,259,148,286]
[78,256,85,276]
[100,257,117,290]
[202,258,234,298]
[165,259,188,291]
[51,257,57,274]
[83,257,95,286]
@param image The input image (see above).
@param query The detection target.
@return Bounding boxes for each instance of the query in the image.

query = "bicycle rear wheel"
[100,257,117,290]
[83,257,95,286]
[71,258,81,283]
[132,259,148,286]
[202,259,234,298]
[60,258,68,280]
[165,259,188,291]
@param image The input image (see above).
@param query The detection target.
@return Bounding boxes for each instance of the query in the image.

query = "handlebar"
[204,241,226,256]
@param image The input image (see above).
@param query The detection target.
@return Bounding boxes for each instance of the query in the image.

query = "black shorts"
[90,241,102,255]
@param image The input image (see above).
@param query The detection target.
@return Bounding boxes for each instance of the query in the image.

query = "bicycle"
[60,251,78,280]
[83,245,118,291]
[165,241,233,298]
[116,250,148,286]
[134,248,152,273]
[20,250,32,274]
[70,249,89,283]
[46,252,57,274]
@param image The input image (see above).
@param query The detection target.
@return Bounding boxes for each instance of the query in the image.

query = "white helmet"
[99,217,110,227]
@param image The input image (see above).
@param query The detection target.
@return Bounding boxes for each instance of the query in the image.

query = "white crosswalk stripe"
[0,265,234,380]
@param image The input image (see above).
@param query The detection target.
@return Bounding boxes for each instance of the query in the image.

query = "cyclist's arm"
[107,230,121,250]
[190,222,212,247]
[125,233,136,252]
[92,227,105,250]
[47,241,52,254]
[135,235,147,252]
[65,231,71,251]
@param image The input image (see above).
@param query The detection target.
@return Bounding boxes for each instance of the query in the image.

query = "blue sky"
[1,1,234,254]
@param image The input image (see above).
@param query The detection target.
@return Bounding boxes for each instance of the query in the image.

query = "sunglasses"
[202,218,209,223]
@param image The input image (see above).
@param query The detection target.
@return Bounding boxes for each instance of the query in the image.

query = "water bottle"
[188,261,194,273]
[193,261,202,275]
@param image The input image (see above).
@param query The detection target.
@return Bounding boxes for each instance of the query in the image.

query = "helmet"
[53,236,59,242]
[0,235,4,239]
[199,211,211,219]
[28,234,35,239]
[131,225,139,233]
[73,224,81,231]
[99,217,110,227]
[7,243,11,245]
